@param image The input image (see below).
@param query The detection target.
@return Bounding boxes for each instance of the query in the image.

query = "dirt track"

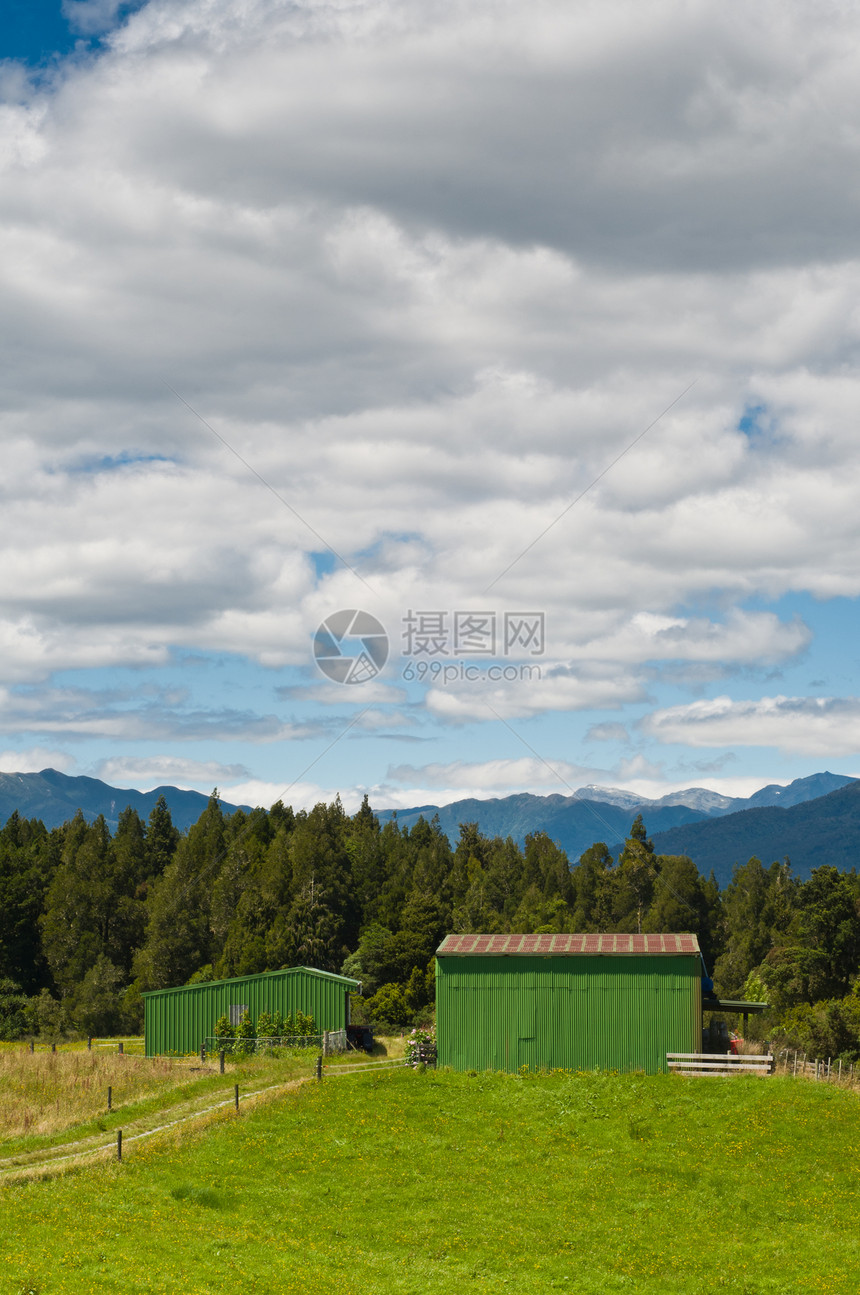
[0,1076,308,1183]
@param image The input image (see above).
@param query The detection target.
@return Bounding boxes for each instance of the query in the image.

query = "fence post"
[87,1037,92,1051]
[51,1043,56,1053]
[108,1086,112,1111]
[234,1084,239,1111]
[315,1055,322,1081]
[117,1129,122,1163]
[793,1051,797,1077]
[118,1041,123,1055]
[200,1042,205,1063]
[220,1050,225,1075]
[29,1040,34,1054]
[839,1059,843,1080]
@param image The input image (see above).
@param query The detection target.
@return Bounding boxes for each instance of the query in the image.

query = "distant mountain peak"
[576,785,644,810]
[0,769,249,833]
[378,771,858,870]
[577,784,736,813]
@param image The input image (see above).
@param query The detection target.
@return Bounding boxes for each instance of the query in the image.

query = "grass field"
[0,1041,367,1165]
[1,1064,858,1294]
[0,1047,188,1141]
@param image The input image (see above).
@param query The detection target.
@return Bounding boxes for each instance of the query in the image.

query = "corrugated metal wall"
[436,954,701,1074]
[143,967,357,1056]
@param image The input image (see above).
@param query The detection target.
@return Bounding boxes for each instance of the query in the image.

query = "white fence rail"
[667,1051,774,1076]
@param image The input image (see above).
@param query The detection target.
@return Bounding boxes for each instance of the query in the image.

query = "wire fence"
[320,1058,405,1077]
[0,1036,146,1055]
[772,1047,859,1085]
[204,1029,347,1057]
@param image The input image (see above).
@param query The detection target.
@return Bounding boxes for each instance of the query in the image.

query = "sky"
[3,0,860,818]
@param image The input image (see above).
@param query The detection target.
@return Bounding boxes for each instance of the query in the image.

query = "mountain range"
[0,768,248,833]
[379,771,858,883]
[647,779,860,885]
[1,767,858,886]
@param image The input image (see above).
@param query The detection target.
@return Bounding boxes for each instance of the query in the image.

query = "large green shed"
[142,966,360,1057]
[436,933,702,1074]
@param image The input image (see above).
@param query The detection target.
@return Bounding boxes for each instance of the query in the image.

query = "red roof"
[435,933,700,956]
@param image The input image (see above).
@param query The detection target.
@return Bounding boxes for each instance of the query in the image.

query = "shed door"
[517,990,537,1071]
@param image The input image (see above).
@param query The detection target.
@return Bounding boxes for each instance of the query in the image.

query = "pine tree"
[134,793,225,989]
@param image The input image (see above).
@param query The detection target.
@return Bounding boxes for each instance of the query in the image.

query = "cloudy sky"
[2,0,860,816]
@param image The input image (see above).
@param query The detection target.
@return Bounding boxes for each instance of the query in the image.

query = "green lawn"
[1,1067,858,1294]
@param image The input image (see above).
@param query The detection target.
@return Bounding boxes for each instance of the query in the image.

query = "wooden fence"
[667,1052,774,1076]
[669,1048,860,1085]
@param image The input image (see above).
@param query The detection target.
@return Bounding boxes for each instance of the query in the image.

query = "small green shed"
[436,933,702,1074]
[142,966,360,1057]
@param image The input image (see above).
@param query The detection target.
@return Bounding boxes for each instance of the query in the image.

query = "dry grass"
[374,1032,408,1059]
[0,1047,182,1139]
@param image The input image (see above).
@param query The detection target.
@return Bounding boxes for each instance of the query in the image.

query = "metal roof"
[141,965,361,998]
[703,997,769,1014]
[436,933,700,956]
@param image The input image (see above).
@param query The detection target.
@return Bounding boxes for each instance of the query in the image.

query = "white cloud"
[220,778,367,815]
[1,0,860,792]
[424,666,647,722]
[616,754,666,782]
[0,747,76,774]
[586,723,631,743]
[63,1,127,36]
[0,684,322,743]
[643,695,860,756]
[386,757,598,795]
[94,754,250,789]
[280,680,409,707]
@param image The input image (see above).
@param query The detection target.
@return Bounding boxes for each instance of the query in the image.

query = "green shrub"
[212,1009,318,1052]
[26,988,70,1040]
[71,955,125,1037]
[0,979,33,1040]
[227,1010,255,1056]
[365,982,410,1027]
[294,1010,316,1037]
[213,1014,235,1041]
[256,1011,277,1038]
[777,994,860,1061]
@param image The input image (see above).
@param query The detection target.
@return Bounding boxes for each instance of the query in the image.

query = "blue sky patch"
[1,1,145,67]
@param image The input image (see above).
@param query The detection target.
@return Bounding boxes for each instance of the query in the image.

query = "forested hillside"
[649,780,860,883]
[1,794,859,1061]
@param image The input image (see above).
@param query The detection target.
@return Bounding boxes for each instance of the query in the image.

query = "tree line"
[1,793,859,1059]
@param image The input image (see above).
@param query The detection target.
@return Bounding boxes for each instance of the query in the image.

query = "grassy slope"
[0,1045,332,1156]
[1,1068,858,1295]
